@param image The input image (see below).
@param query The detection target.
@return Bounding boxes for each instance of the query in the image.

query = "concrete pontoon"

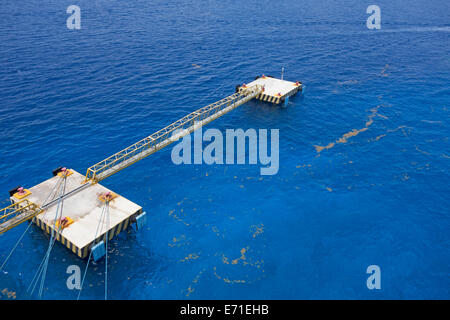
[10,170,142,258]
[240,75,302,105]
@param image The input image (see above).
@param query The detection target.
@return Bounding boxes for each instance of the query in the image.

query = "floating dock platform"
[238,75,302,105]
[9,170,143,259]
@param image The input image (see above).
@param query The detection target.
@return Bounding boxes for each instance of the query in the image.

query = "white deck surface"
[247,77,298,97]
[23,170,141,249]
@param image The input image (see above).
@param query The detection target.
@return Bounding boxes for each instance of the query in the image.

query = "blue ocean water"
[0,0,449,299]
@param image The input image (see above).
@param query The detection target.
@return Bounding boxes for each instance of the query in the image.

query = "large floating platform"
[10,170,142,258]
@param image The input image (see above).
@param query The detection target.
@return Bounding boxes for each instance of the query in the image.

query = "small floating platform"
[10,170,143,259]
[238,75,302,105]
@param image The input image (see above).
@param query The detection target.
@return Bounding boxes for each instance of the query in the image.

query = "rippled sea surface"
[0,0,449,299]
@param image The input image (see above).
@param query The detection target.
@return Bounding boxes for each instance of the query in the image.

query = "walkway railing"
[0,199,42,234]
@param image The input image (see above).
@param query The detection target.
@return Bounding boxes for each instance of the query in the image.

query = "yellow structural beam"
[84,85,262,183]
[0,199,43,234]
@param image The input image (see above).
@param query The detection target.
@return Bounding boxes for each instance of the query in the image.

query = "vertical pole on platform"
[281,67,284,80]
